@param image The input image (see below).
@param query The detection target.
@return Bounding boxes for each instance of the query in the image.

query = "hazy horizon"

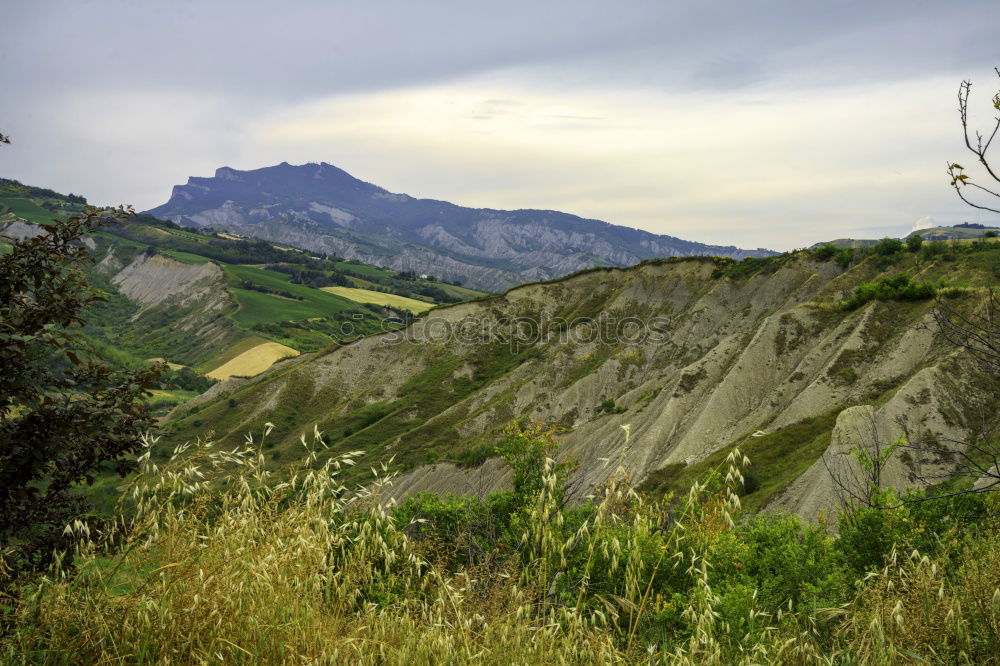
[3,0,999,250]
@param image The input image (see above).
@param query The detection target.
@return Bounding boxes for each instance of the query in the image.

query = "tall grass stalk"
[2,426,998,664]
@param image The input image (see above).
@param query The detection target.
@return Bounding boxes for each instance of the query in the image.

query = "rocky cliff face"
[146,162,774,291]
[165,251,996,523]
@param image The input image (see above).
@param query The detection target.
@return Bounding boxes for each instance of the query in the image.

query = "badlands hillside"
[165,243,1000,522]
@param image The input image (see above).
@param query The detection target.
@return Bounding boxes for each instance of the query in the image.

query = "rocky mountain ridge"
[147,162,774,291]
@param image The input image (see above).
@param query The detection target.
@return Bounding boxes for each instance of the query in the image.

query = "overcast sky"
[3,1,999,249]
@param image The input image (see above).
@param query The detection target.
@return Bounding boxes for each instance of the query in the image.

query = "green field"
[164,227,210,242]
[223,264,360,326]
[0,197,58,224]
[332,260,395,278]
[320,286,434,313]
[162,249,215,264]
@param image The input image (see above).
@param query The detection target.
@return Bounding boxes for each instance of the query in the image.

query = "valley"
[0,178,488,411]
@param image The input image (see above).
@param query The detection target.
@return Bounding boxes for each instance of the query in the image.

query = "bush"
[873,237,905,256]
[595,398,627,414]
[737,513,849,610]
[812,243,855,267]
[812,244,837,260]
[906,234,923,252]
[842,274,942,310]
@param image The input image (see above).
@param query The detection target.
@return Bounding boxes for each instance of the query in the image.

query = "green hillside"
[909,224,1000,240]
[0,178,489,411]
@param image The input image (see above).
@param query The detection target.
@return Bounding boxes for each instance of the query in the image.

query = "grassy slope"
[162,249,214,264]
[333,259,487,300]
[911,225,999,240]
[434,282,486,300]
[639,409,841,511]
[0,197,57,223]
[222,264,360,326]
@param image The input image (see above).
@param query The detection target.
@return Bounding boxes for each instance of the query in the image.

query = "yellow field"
[320,286,434,313]
[205,342,300,380]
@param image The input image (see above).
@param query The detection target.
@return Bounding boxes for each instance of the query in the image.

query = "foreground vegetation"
[2,425,996,664]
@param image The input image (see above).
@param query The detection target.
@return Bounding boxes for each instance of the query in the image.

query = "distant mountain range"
[146,162,775,291]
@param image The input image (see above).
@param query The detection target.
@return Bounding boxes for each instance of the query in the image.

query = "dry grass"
[2,426,997,664]
[204,341,299,380]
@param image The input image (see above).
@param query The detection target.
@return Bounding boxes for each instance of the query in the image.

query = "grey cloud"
[4,0,997,104]
[1,0,998,250]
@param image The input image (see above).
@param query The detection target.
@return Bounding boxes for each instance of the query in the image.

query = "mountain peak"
[214,166,243,181]
[146,163,775,291]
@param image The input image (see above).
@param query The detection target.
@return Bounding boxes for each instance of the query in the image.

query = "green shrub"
[812,244,838,260]
[595,398,627,414]
[873,237,904,256]
[731,513,849,613]
[813,243,855,267]
[842,274,942,310]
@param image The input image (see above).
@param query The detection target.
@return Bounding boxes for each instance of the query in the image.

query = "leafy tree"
[906,234,923,252]
[0,206,162,572]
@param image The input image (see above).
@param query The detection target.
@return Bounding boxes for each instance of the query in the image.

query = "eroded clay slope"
[164,252,996,520]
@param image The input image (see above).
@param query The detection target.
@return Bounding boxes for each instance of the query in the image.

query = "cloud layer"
[2,0,998,249]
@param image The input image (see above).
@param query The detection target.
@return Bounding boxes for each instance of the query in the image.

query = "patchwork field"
[205,341,300,380]
[319,286,434,313]
[0,197,57,224]
[222,264,360,325]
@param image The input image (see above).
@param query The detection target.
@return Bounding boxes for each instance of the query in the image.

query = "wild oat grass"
[2,426,998,664]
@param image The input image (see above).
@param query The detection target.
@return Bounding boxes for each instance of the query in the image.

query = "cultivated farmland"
[205,341,300,380]
[320,286,434,313]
